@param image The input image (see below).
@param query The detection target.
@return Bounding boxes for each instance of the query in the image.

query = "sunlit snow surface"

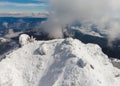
[0,38,120,86]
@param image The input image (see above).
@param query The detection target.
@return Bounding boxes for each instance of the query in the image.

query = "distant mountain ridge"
[0,12,48,18]
[0,17,47,36]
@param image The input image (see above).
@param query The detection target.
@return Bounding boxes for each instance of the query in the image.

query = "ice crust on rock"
[19,34,35,47]
[19,34,31,46]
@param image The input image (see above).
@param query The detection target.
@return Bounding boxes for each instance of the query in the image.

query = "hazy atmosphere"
[0,0,120,86]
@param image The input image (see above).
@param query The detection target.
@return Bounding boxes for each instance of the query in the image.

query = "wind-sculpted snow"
[0,38,120,86]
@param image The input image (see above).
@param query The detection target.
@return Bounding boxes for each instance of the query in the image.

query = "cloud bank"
[0,2,47,7]
[41,0,120,44]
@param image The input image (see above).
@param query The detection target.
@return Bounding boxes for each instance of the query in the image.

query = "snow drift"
[0,38,120,86]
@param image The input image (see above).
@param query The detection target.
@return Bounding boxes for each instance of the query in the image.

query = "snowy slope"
[0,38,120,86]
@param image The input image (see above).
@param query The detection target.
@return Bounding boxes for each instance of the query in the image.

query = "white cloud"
[34,0,48,2]
[0,2,47,7]
[41,0,120,44]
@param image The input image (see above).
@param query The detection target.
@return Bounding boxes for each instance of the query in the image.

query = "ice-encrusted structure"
[19,34,35,46]
[19,34,31,46]
[0,38,120,86]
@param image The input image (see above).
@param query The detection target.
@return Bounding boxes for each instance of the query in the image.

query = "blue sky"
[0,0,48,13]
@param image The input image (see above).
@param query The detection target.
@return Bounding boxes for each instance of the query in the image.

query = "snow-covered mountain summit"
[0,36,120,86]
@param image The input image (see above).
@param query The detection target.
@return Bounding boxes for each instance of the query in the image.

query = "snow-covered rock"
[38,43,48,55]
[0,38,120,86]
[0,37,9,43]
[111,58,120,69]
[19,34,34,46]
